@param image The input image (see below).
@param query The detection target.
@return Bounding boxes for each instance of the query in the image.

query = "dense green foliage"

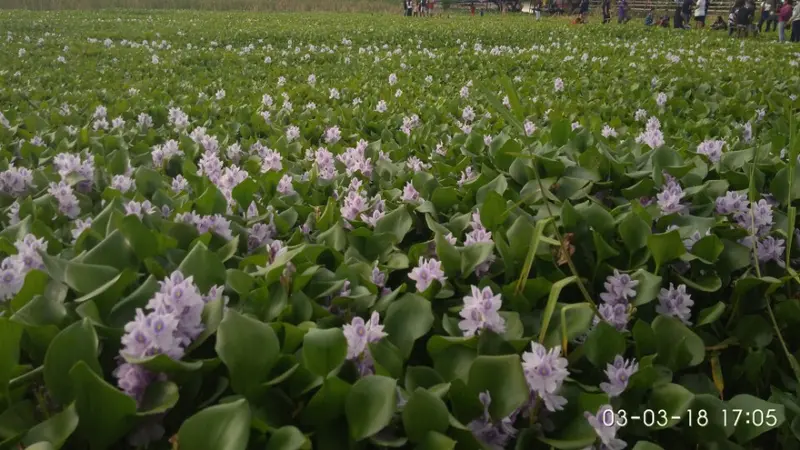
[1,10,800,450]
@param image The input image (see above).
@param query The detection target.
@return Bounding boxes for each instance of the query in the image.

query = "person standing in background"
[791,0,800,40]
[778,0,793,40]
[758,0,776,31]
[602,0,611,22]
[580,0,590,22]
[695,0,708,27]
[618,0,629,23]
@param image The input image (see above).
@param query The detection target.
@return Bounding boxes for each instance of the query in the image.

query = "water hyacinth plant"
[0,9,799,450]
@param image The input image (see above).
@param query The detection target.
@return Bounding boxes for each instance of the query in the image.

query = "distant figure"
[405,0,413,16]
[758,0,777,31]
[736,0,756,36]
[580,0,590,21]
[471,3,476,14]
[778,0,793,41]
[682,0,694,27]
[618,0,629,22]
[602,0,612,22]
[711,14,728,28]
[534,0,543,19]
[645,8,655,24]
[695,0,708,26]
[792,0,800,41]
[657,13,671,26]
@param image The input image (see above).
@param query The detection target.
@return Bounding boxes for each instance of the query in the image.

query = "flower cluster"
[458,286,506,337]
[696,139,725,163]
[521,342,569,412]
[114,271,219,403]
[596,270,639,331]
[656,283,694,325]
[465,211,495,276]
[656,174,685,215]
[0,165,34,196]
[408,257,446,293]
[467,392,518,450]
[634,116,664,150]
[585,405,627,450]
[600,355,639,397]
[0,234,48,301]
[174,211,234,240]
[47,181,81,219]
[342,311,388,377]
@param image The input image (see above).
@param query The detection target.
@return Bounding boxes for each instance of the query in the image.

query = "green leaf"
[302,328,347,378]
[652,316,705,370]
[618,213,650,251]
[647,383,695,429]
[40,254,120,295]
[177,241,226,292]
[648,230,686,271]
[177,398,252,450]
[697,302,726,326]
[476,174,508,204]
[538,276,577,343]
[70,361,136,450]
[431,187,459,213]
[196,184,228,215]
[467,355,528,420]
[691,234,724,263]
[44,319,102,405]
[416,431,457,450]
[402,388,451,442]
[631,270,663,306]
[0,318,23,391]
[119,215,159,260]
[374,207,412,244]
[434,232,461,278]
[345,375,397,440]
[460,242,494,277]
[479,191,507,230]
[301,377,351,427]
[584,321,626,368]
[21,404,78,449]
[124,353,203,375]
[384,294,434,358]
[266,426,307,450]
[728,395,785,443]
[137,381,180,416]
[215,309,280,397]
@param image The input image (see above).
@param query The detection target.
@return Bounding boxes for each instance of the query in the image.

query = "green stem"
[9,365,43,389]
[765,297,800,382]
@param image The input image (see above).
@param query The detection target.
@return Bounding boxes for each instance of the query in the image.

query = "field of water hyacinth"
[2,8,800,450]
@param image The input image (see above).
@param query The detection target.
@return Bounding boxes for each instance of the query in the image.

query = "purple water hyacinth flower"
[370,263,387,287]
[343,311,388,376]
[406,156,430,173]
[553,78,564,92]
[656,92,667,107]
[656,174,685,215]
[324,126,341,144]
[734,199,774,237]
[125,200,156,219]
[656,283,694,325]
[0,258,25,301]
[277,174,295,195]
[696,139,726,163]
[71,218,93,242]
[340,190,369,222]
[601,125,617,139]
[111,174,133,193]
[171,175,189,193]
[259,148,283,173]
[48,181,80,219]
[151,140,183,168]
[445,233,457,245]
[585,405,627,450]
[742,121,753,143]
[522,342,569,412]
[361,209,384,228]
[634,109,648,122]
[755,236,786,267]
[467,391,518,450]
[115,271,216,402]
[599,270,639,305]
[408,257,447,293]
[0,166,34,196]
[524,120,536,137]
[596,303,630,332]
[267,240,287,264]
[458,167,477,187]
[715,191,749,215]
[600,355,639,397]
[458,285,506,337]
[401,182,420,203]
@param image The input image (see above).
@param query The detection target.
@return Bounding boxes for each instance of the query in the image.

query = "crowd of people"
[404,0,437,16]
[567,0,800,42]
